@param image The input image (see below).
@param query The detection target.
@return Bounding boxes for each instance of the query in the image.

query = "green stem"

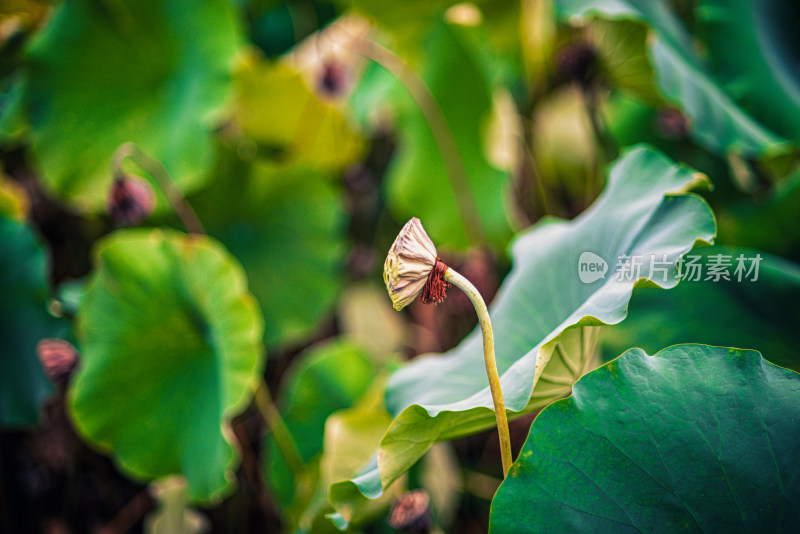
[353,38,487,246]
[461,468,502,500]
[110,142,205,234]
[254,380,304,474]
[444,268,512,477]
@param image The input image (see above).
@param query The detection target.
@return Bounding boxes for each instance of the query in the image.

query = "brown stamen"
[420,257,451,304]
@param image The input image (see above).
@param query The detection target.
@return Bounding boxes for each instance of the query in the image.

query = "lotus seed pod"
[383,217,438,310]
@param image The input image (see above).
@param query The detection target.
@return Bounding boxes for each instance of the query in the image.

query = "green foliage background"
[1,0,798,532]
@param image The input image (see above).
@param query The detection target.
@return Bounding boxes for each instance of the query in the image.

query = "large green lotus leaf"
[555,0,789,157]
[384,20,513,251]
[19,0,239,211]
[233,55,363,171]
[69,228,265,502]
[697,0,800,144]
[0,215,60,426]
[602,246,800,373]
[265,340,375,511]
[491,344,800,533]
[328,145,716,526]
[190,153,346,347]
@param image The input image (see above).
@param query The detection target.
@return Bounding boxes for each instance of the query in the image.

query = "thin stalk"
[352,37,487,246]
[110,142,205,234]
[578,85,616,205]
[517,123,553,218]
[254,381,304,474]
[101,488,153,534]
[444,268,512,477]
[462,468,503,500]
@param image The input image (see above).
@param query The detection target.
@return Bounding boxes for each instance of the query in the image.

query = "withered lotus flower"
[382,217,512,477]
[383,217,449,310]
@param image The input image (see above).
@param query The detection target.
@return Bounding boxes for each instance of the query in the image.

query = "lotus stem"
[254,381,304,474]
[444,268,512,477]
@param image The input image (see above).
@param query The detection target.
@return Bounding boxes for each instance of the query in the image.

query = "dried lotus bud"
[383,218,450,310]
[656,107,689,139]
[37,339,79,385]
[107,174,155,226]
[388,489,432,531]
[555,42,597,86]
[318,60,349,97]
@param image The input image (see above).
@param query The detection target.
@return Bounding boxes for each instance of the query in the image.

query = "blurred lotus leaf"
[69,228,264,502]
[191,153,346,347]
[233,54,363,170]
[587,19,661,104]
[325,378,404,531]
[15,0,240,211]
[715,163,800,262]
[337,283,407,358]
[264,340,375,511]
[556,0,790,156]
[697,0,800,145]
[0,214,60,427]
[341,0,520,60]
